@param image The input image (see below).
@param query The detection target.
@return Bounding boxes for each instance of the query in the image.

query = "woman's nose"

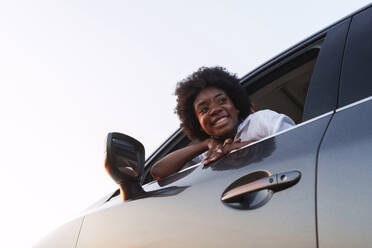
[210,104,222,116]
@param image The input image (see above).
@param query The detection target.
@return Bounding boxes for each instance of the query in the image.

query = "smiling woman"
[150,67,295,179]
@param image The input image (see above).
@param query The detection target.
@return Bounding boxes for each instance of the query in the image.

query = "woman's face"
[193,87,239,138]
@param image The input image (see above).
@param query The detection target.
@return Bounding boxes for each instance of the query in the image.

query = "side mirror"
[105,132,145,201]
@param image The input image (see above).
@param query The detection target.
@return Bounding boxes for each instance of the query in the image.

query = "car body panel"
[76,114,331,248]
[317,98,372,247]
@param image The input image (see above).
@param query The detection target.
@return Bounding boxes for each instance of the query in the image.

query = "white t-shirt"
[193,109,295,163]
[235,109,295,141]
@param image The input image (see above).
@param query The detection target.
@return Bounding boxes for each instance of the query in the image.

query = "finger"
[203,150,217,163]
[203,156,216,165]
[208,155,219,163]
[205,151,225,164]
[212,143,223,153]
[204,148,214,158]
[223,138,233,147]
[222,143,232,154]
[214,150,226,159]
[202,154,211,164]
[202,156,211,164]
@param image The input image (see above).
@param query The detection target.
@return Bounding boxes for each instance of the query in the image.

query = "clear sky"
[0,1,369,247]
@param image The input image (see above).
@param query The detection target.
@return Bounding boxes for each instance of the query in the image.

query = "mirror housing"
[105,132,145,201]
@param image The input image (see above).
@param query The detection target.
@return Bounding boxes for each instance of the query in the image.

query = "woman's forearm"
[150,139,209,179]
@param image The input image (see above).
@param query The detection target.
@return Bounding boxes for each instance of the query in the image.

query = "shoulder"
[247,109,282,122]
[238,109,279,129]
[250,109,292,120]
[248,109,295,135]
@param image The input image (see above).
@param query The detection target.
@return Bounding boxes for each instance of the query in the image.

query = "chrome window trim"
[178,110,334,174]
[336,96,372,113]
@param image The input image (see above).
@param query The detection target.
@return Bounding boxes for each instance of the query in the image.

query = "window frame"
[142,17,352,185]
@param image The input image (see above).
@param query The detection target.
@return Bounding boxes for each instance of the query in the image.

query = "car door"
[317,6,372,248]
[75,19,350,248]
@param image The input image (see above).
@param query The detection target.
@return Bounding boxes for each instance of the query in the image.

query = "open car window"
[246,48,320,124]
[142,39,324,185]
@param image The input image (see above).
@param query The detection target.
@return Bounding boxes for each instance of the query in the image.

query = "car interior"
[244,47,320,124]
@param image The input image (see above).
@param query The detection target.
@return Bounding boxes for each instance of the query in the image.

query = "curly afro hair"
[175,66,252,141]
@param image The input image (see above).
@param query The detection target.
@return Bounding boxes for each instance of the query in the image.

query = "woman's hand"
[222,138,254,153]
[202,138,255,165]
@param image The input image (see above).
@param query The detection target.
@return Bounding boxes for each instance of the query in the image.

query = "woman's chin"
[211,127,236,139]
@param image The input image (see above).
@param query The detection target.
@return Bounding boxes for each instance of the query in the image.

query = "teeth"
[215,117,228,125]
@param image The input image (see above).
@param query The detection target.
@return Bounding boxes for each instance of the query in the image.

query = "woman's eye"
[200,107,208,114]
[218,97,227,104]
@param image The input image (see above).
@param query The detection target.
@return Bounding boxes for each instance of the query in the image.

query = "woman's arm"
[150,137,255,179]
[150,139,211,180]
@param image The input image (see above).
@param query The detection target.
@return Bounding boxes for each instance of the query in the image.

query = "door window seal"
[336,95,372,113]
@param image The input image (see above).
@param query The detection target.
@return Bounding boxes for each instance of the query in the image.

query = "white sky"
[0,1,369,247]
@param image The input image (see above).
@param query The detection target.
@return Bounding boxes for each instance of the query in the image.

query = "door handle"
[221,170,301,202]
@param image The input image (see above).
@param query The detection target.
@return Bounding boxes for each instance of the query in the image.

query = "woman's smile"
[212,116,230,126]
